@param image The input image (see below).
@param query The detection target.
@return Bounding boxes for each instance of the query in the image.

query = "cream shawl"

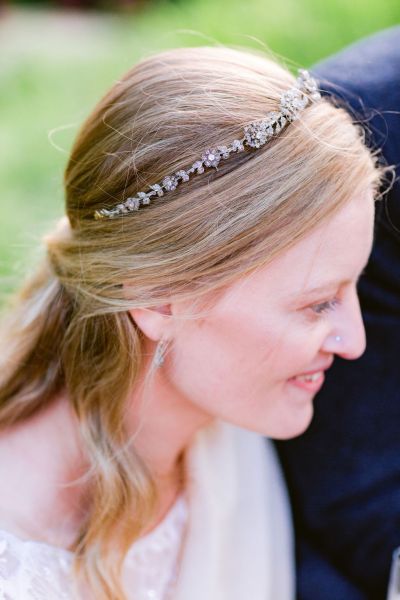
[174,420,295,599]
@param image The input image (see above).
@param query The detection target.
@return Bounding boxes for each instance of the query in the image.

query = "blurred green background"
[1,1,399,297]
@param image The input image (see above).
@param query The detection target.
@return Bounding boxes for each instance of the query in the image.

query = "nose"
[322,288,366,360]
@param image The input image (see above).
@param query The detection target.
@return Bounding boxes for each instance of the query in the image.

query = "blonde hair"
[0,46,385,598]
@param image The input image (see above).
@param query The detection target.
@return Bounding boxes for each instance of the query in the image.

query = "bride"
[0,46,385,599]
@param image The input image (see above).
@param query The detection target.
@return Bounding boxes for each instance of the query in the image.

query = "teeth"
[295,372,322,383]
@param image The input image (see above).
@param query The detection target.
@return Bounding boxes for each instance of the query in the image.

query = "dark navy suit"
[275,27,400,600]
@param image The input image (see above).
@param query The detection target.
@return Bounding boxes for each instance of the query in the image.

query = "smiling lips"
[296,372,323,383]
[289,371,325,393]
[289,361,333,393]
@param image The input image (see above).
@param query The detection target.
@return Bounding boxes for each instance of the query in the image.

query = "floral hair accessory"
[94,69,321,220]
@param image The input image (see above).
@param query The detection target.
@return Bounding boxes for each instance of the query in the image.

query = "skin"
[0,187,375,546]
[130,187,375,475]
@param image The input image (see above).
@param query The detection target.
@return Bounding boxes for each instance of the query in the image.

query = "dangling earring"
[154,339,168,367]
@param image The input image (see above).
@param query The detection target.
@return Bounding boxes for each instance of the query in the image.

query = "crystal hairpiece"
[94,69,321,220]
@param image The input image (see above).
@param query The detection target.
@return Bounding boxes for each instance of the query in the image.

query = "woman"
[0,46,386,599]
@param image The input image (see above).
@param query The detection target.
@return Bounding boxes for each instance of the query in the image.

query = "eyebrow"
[294,281,345,300]
[294,267,368,301]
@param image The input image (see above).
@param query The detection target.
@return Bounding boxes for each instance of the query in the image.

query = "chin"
[268,405,314,440]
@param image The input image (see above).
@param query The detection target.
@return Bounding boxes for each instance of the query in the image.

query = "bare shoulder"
[0,395,88,548]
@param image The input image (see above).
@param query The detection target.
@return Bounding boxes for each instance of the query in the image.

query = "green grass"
[1,1,399,295]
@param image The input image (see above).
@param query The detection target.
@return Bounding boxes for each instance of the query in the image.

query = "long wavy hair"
[0,46,386,598]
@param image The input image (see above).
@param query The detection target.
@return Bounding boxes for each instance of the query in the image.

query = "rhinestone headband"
[94,69,321,220]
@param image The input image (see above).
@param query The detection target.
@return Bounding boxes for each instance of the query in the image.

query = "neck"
[124,349,212,491]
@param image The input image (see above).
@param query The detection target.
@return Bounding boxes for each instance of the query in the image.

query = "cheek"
[169,310,300,406]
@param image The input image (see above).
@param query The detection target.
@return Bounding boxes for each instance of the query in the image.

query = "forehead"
[224,189,375,304]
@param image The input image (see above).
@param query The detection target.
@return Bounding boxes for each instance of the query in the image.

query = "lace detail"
[0,495,188,600]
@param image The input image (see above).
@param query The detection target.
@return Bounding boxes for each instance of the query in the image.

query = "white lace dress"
[0,494,188,600]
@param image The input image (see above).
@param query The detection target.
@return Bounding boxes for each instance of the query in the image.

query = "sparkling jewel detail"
[94,69,321,219]
[243,112,288,149]
[176,170,190,182]
[150,184,164,197]
[191,160,205,174]
[162,176,178,192]
[202,148,221,168]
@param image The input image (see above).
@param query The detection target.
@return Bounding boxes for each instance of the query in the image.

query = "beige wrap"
[174,420,295,599]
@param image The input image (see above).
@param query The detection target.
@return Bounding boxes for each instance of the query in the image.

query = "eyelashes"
[304,267,367,317]
[310,297,340,315]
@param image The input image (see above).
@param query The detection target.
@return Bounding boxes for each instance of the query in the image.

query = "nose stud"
[334,335,342,343]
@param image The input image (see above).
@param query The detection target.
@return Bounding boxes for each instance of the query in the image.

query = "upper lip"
[292,358,334,377]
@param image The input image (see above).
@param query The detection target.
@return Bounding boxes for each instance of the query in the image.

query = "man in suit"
[275,27,400,600]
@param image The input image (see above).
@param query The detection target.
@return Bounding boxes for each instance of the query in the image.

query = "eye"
[310,297,340,315]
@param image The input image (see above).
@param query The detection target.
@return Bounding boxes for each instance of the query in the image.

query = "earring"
[154,339,168,367]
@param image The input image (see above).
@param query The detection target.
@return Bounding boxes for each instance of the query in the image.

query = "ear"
[129,304,172,342]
